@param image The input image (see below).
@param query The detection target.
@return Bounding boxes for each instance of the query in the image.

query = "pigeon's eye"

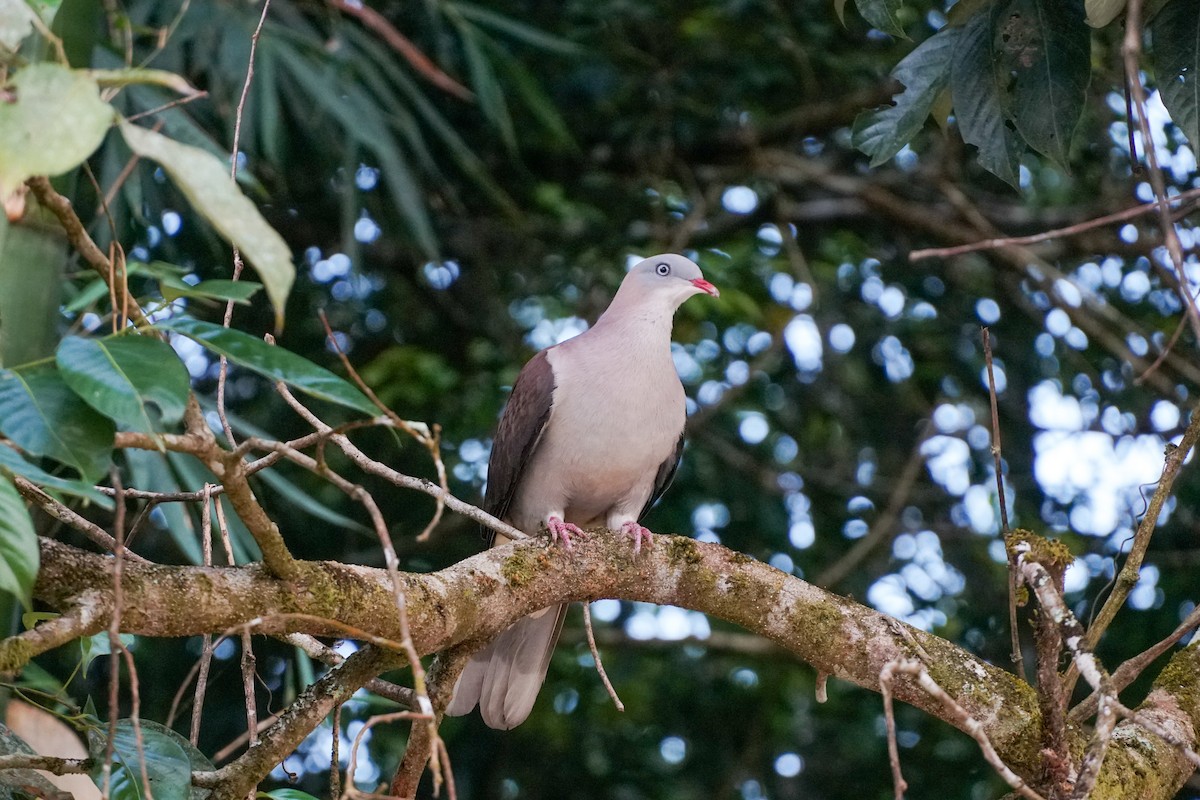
[655,263,671,276]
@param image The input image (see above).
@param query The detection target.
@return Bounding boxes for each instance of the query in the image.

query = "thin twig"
[1121,0,1200,342]
[214,500,259,759]
[1070,601,1200,723]
[879,661,908,800]
[1066,400,1200,696]
[582,603,624,712]
[12,476,148,562]
[343,710,430,798]
[880,659,1045,800]
[908,186,1200,262]
[191,485,217,746]
[326,0,473,101]
[315,311,451,542]
[983,328,1024,684]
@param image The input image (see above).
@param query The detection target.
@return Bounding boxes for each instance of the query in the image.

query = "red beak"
[691,278,720,297]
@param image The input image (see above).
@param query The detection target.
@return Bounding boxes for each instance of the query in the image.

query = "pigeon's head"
[624,253,720,309]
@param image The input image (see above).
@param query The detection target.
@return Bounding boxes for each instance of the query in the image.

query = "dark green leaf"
[952,9,1026,186]
[1152,0,1200,148]
[450,2,584,55]
[256,468,371,535]
[0,364,114,481]
[88,720,208,800]
[259,791,322,800]
[0,214,65,368]
[161,317,373,414]
[853,27,961,166]
[993,0,1090,165]
[0,442,114,508]
[57,335,190,432]
[0,475,38,606]
[854,0,905,36]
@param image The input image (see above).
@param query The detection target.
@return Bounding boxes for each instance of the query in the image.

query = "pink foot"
[621,521,653,556]
[547,516,585,549]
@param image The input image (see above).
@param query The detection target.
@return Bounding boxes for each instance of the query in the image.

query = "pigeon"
[445,253,718,729]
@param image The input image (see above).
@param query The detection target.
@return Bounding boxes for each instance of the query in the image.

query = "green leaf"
[0,211,65,367]
[80,630,135,674]
[85,68,199,96]
[854,0,905,36]
[0,63,114,196]
[160,317,375,415]
[0,475,38,606]
[0,364,114,481]
[952,9,1026,186]
[853,27,961,165]
[259,791,323,800]
[450,2,584,55]
[160,277,263,305]
[118,121,295,327]
[56,335,190,431]
[256,468,371,536]
[88,720,206,800]
[0,442,113,507]
[1151,0,1200,149]
[993,0,1090,165]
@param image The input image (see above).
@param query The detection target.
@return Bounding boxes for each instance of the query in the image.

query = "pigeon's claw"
[547,516,585,550]
[620,521,653,556]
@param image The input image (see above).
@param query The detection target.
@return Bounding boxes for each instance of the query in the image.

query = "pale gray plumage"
[445,254,718,729]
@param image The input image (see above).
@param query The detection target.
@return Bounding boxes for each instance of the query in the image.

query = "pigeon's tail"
[445,604,567,729]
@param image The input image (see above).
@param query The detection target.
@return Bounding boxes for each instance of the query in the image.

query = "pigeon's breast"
[510,342,684,529]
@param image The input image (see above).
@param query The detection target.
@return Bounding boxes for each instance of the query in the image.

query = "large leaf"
[854,0,905,36]
[57,335,190,432]
[0,475,38,606]
[0,442,113,507]
[0,0,37,50]
[0,63,113,196]
[1151,0,1200,149]
[0,210,65,367]
[88,719,210,800]
[118,121,295,327]
[161,317,376,415]
[952,9,1026,186]
[853,27,962,165]
[992,0,1090,165]
[0,364,114,481]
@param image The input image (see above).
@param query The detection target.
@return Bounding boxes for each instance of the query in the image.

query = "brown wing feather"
[639,433,684,521]
[482,349,556,544]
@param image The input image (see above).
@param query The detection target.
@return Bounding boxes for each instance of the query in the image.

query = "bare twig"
[315,311,450,541]
[1121,0,1200,342]
[1066,400,1200,696]
[327,0,473,101]
[879,661,908,800]
[1070,602,1200,723]
[879,659,1046,800]
[25,177,150,329]
[582,602,624,712]
[12,476,148,562]
[908,186,1200,262]
[191,485,217,745]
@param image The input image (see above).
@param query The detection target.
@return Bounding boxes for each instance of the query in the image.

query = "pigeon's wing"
[482,348,556,543]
